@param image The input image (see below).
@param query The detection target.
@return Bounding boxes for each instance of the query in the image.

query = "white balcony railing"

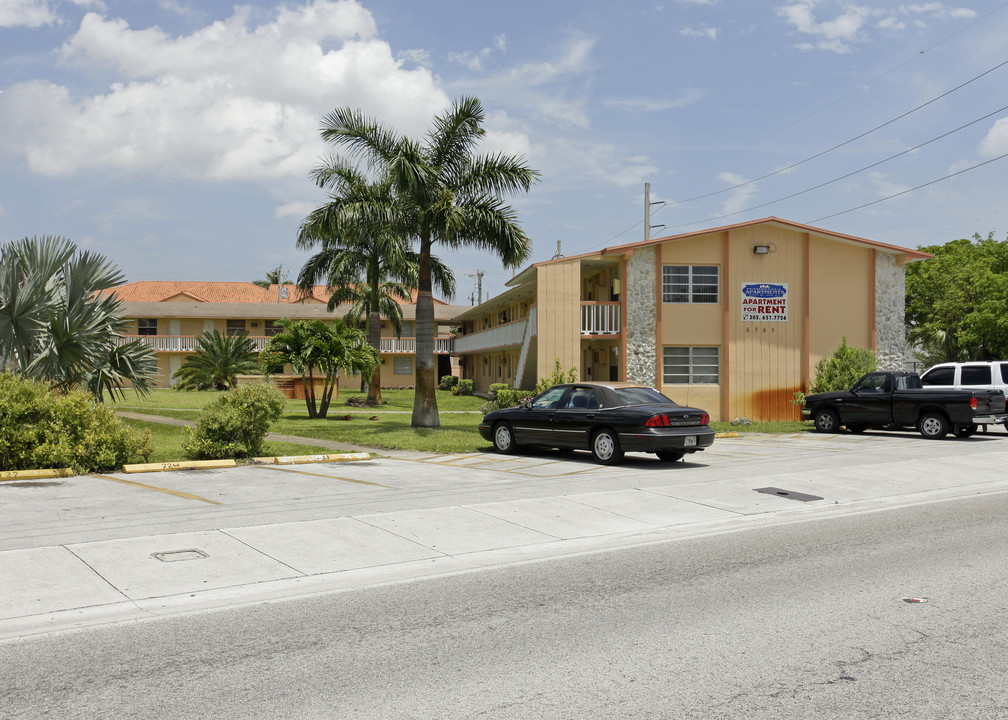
[114,335,454,354]
[453,316,532,354]
[581,302,621,335]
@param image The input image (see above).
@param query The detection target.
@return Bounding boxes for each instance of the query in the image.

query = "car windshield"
[613,387,675,406]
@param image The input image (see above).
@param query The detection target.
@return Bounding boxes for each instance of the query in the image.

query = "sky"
[2,0,1007,305]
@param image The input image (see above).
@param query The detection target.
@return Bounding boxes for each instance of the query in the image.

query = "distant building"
[108,281,467,389]
[451,217,931,421]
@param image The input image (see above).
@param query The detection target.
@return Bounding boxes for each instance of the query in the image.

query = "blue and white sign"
[741,283,788,322]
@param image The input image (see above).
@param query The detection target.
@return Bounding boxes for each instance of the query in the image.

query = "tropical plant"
[251,268,282,289]
[296,168,454,406]
[0,235,156,402]
[808,337,877,393]
[261,318,380,418]
[315,96,539,428]
[183,382,285,459]
[172,330,259,391]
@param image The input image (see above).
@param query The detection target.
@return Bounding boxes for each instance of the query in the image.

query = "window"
[961,365,992,385]
[264,320,283,337]
[137,318,157,336]
[533,386,567,409]
[562,387,599,410]
[662,265,718,304]
[226,319,246,336]
[921,367,954,386]
[663,347,719,384]
[1001,363,1008,383]
[394,357,412,375]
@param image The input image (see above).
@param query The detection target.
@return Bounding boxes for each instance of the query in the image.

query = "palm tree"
[172,330,259,390]
[0,235,156,402]
[261,318,379,418]
[297,166,455,406]
[317,96,539,427]
[252,268,282,289]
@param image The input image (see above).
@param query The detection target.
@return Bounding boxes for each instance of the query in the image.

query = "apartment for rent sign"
[741,283,788,321]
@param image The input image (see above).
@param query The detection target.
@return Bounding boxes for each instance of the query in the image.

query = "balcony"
[581,302,621,335]
[114,335,455,354]
[453,315,533,354]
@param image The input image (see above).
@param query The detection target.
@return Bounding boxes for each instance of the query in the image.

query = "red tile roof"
[105,281,447,305]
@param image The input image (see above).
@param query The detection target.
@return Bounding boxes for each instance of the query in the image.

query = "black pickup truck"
[802,371,1008,439]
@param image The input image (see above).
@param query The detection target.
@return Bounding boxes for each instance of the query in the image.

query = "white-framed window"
[137,318,157,336]
[394,357,412,375]
[662,265,719,303]
[663,346,719,384]
[226,319,246,336]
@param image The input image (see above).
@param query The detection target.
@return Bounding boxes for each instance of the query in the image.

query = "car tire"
[918,412,949,439]
[813,408,841,433]
[590,429,624,465]
[492,422,518,454]
[954,423,977,438]
[846,423,867,434]
[655,450,685,462]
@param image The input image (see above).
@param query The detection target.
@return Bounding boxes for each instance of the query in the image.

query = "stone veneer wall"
[875,252,906,370]
[625,246,658,385]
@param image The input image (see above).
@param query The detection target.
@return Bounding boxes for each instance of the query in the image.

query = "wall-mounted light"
[753,245,771,255]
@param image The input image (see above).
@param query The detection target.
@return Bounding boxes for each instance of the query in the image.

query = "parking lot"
[2,428,1007,638]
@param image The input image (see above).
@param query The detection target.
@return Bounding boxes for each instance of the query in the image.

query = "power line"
[661,102,1008,230]
[807,151,1008,224]
[657,57,1008,210]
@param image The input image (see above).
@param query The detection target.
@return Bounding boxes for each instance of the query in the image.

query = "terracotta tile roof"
[104,281,449,305]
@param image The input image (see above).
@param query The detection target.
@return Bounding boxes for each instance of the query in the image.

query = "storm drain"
[152,549,208,562]
[754,487,824,502]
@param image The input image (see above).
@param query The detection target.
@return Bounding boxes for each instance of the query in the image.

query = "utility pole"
[275,264,285,302]
[466,270,485,305]
[644,182,666,242]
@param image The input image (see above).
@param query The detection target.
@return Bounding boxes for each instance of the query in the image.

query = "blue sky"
[2,0,1007,304]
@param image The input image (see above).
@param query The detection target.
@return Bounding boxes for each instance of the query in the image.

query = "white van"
[920,361,1008,429]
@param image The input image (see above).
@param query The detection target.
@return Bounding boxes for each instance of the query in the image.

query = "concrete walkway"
[2,427,1007,640]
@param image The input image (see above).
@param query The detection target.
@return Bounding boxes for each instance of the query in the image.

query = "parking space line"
[259,465,394,488]
[90,474,222,505]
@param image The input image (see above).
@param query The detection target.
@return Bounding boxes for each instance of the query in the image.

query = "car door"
[840,373,892,424]
[551,386,601,449]
[512,385,568,446]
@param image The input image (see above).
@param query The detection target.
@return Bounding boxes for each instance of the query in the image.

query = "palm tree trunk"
[411,235,439,428]
[366,310,382,405]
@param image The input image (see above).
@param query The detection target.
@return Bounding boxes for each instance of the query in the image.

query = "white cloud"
[717,171,756,215]
[680,26,719,39]
[777,2,868,53]
[979,117,1008,157]
[448,33,508,72]
[0,0,58,28]
[606,89,706,112]
[274,200,317,218]
[0,1,450,180]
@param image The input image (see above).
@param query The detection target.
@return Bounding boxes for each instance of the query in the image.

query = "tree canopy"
[906,233,1008,364]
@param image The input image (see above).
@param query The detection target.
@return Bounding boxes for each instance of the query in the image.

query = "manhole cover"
[152,549,208,562]
[753,487,824,502]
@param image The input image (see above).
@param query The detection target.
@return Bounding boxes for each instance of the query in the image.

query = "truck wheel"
[813,408,841,433]
[954,423,977,438]
[918,412,949,439]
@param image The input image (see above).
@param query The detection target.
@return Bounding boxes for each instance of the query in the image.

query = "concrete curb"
[251,452,372,465]
[122,459,238,474]
[1,468,74,481]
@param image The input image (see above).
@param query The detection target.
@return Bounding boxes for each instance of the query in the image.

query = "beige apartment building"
[451,217,931,422]
[109,281,466,390]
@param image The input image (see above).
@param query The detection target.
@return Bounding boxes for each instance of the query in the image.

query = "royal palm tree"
[316,96,539,427]
[172,330,259,390]
[297,166,455,405]
[0,235,156,402]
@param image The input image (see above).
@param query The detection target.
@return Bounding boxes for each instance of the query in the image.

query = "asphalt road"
[2,489,1006,719]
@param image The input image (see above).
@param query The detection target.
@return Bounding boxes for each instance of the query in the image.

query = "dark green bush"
[809,337,877,393]
[488,382,510,399]
[0,372,152,473]
[456,379,475,396]
[183,382,285,459]
[439,375,459,391]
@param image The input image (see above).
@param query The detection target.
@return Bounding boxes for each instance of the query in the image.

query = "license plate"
[684,435,697,447]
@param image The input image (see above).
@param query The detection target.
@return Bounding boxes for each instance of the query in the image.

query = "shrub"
[456,379,475,396]
[480,400,499,415]
[809,337,877,393]
[488,383,510,399]
[0,372,152,473]
[495,388,535,409]
[439,375,459,391]
[536,359,578,393]
[183,382,285,459]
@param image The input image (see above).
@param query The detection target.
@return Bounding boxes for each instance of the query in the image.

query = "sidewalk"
[2,430,1007,640]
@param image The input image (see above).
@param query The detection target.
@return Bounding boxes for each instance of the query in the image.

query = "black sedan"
[478,382,715,465]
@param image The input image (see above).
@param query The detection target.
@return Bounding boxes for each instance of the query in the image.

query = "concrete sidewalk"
[2,430,1007,640]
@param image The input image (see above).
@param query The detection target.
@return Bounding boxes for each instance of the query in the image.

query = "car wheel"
[918,412,949,439]
[492,422,518,454]
[590,429,624,465]
[954,423,977,438]
[846,423,867,434]
[655,450,685,462]
[813,408,841,433]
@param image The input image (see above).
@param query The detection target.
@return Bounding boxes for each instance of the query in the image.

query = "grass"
[115,387,813,459]
[120,418,340,464]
